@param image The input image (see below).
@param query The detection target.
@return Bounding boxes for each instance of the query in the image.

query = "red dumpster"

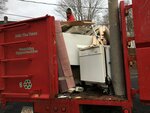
[0,16,58,102]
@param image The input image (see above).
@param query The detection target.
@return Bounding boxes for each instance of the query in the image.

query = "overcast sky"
[1,0,131,22]
[2,0,61,21]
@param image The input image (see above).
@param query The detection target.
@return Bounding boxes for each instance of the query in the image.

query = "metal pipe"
[108,0,126,96]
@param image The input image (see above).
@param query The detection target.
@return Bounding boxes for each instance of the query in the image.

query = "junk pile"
[56,20,112,98]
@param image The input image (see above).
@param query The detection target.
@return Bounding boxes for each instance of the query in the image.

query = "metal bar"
[0,32,6,90]
[125,4,132,10]
[127,37,135,42]
[0,23,29,31]
[120,1,133,109]
[0,57,32,62]
[1,74,32,79]
[0,40,31,46]
[1,93,30,98]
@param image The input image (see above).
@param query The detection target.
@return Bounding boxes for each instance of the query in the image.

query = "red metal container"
[133,0,150,102]
[0,5,137,112]
[132,0,150,44]
[0,16,58,102]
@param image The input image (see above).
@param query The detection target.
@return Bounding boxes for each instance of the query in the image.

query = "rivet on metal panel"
[53,107,58,112]
[123,108,130,113]
[61,107,66,112]
[46,106,50,111]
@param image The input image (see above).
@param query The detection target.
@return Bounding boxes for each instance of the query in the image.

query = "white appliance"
[63,33,93,65]
[79,45,111,83]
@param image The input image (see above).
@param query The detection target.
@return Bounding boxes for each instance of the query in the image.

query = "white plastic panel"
[63,33,93,65]
[79,46,106,83]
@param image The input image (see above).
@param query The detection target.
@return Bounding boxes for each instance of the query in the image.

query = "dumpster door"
[133,0,150,102]
[0,16,58,101]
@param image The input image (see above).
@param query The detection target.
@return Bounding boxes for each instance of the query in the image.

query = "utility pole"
[108,0,126,96]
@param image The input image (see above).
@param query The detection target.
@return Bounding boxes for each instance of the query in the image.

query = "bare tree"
[0,0,8,19]
[0,0,7,10]
[125,0,134,37]
[55,0,108,23]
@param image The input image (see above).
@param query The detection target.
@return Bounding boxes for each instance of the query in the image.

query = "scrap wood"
[86,25,110,42]
[61,21,95,32]
[55,21,75,92]
[90,35,107,47]
[61,20,95,26]
[65,26,92,34]
[90,26,109,47]
[57,57,68,92]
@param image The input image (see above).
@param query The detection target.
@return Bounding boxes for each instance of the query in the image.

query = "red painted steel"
[132,0,150,44]
[136,48,150,101]
[132,0,150,102]
[0,16,58,103]
[0,1,140,112]
[120,1,133,108]
[50,99,72,113]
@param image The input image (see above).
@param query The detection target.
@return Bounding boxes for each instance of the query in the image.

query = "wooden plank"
[61,21,95,26]
[57,57,68,92]
[55,21,75,92]
[65,26,91,34]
